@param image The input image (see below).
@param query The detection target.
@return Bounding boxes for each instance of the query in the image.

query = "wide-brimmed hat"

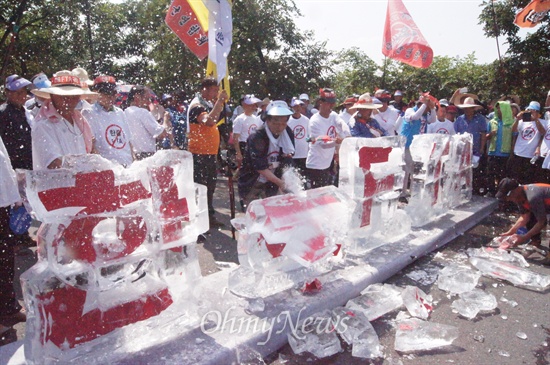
[72,67,94,87]
[261,97,271,106]
[266,100,293,116]
[352,93,383,110]
[31,74,96,99]
[451,92,479,106]
[457,97,482,109]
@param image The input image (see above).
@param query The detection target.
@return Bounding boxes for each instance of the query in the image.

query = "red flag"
[382,0,433,68]
[165,0,209,60]
[514,0,550,28]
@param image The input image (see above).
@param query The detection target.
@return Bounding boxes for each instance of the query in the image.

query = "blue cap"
[527,101,540,111]
[5,75,32,91]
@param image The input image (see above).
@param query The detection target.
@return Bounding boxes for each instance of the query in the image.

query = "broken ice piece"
[516,332,527,340]
[452,286,497,320]
[347,283,403,321]
[473,334,485,343]
[245,298,265,314]
[288,310,342,358]
[451,298,480,320]
[394,318,459,353]
[469,257,550,292]
[498,350,510,357]
[331,307,382,359]
[437,264,481,294]
[302,278,322,294]
[460,289,497,311]
[401,286,433,319]
[467,247,529,268]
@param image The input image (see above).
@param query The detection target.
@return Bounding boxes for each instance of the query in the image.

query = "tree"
[479,0,550,105]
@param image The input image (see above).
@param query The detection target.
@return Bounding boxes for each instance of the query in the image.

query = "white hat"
[31,72,96,99]
[290,97,304,107]
[267,100,293,116]
[299,93,309,101]
[72,67,94,86]
[243,94,262,105]
[351,93,383,110]
[457,97,482,109]
[439,99,449,107]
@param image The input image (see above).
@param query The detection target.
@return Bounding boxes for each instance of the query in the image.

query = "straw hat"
[450,92,479,106]
[72,67,94,87]
[351,93,382,110]
[457,97,482,109]
[31,72,96,99]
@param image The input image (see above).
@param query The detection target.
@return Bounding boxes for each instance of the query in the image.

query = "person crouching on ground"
[238,100,295,209]
[497,178,550,265]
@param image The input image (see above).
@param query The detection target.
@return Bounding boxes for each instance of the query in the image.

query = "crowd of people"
[1,67,550,335]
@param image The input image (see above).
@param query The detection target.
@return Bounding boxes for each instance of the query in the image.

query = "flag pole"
[490,0,505,93]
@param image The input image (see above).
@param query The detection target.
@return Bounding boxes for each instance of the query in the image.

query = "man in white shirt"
[233,94,263,167]
[125,85,171,160]
[305,88,347,189]
[338,95,358,127]
[427,100,456,135]
[508,101,547,184]
[83,76,134,167]
[31,72,96,170]
[288,97,310,174]
[373,89,401,135]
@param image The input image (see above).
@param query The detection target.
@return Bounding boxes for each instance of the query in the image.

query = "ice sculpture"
[21,151,208,363]
[406,133,472,226]
[339,136,411,254]
[229,186,354,298]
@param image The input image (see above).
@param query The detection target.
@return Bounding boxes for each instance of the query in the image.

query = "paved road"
[3,178,550,365]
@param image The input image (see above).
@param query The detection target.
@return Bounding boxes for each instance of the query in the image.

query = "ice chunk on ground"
[469,257,550,291]
[394,318,459,353]
[467,247,529,267]
[460,289,497,311]
[516,332,527,340]
[437,264,481,294]
[401,286,433,319]
[288,310,342,358]
[331,307,382,359]
[346,283,403,321]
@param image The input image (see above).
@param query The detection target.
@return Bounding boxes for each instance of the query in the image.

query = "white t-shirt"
[306,111,346,170]
[339,110,354,127]
[232,113,263,142]
[514,118,547,158]
[84,103,133,167]
[427,119,456,135]
[0,135,20,207]
[32,116,87,170]
[373,107,400,135]
[125,106,164,153]
[288,114,310,159]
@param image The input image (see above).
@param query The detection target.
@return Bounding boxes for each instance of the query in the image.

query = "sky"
[292,0,527,65]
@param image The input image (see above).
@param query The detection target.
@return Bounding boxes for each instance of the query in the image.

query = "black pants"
[507,154,536,185]
[0,206,24,316]
[193,154,218,217]
[487,155,509,194]
[305,167,331,190]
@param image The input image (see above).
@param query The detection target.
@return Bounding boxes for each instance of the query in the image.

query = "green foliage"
[478,0,550,105]
[3,0,545,107]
